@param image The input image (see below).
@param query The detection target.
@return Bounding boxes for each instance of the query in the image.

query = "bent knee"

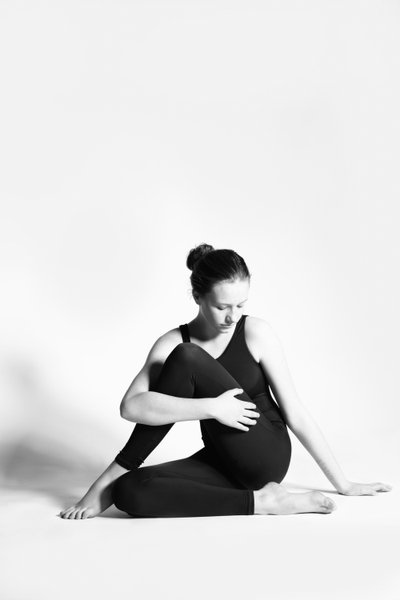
[112,471,158,517]
[111,472,140,512]
[167,342,206,362]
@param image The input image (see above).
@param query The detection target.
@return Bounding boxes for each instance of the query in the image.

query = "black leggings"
[111,343,292,518]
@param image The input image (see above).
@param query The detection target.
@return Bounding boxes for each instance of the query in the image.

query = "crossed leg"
[112,446,254,517]
[112,343,293,517]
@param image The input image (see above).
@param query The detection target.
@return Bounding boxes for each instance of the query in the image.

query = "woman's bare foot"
[58,460,129,519]
[253,482,337,515]
[59,484,114,519]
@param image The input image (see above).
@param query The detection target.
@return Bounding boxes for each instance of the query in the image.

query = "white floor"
[1,437,398,600]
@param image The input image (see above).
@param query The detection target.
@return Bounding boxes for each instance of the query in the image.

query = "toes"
[321,496,336,512]
[60,505,76,518]
[375,483,392,492]
[326,498,337,511]
[59,508,70,518]
[59,505,94,519]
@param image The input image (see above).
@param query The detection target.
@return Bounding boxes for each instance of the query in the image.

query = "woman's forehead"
[209,279,250,301]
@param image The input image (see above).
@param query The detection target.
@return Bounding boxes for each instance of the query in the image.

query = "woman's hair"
[186,243,251,297]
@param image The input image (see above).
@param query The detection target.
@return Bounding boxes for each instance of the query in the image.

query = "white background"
[0,2,399,599]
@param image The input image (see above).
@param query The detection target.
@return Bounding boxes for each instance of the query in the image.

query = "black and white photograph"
[0,1,398,599]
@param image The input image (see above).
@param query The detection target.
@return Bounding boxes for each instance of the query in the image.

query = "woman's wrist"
[203,397,217,420]
[334,479,351,495]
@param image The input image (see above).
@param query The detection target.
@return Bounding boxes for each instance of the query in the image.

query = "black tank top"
[179,314,284,421]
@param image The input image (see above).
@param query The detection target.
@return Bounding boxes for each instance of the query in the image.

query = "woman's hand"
[210,388,260,431]
[337,480,392,496]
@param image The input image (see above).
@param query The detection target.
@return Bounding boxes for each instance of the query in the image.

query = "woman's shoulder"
[245,314,273,334]
[160,325,185,345]
[149,325,185,357]
[139,326,186,372]
[244,315,278,355]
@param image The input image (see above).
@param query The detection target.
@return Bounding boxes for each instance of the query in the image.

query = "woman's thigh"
[200,413,292,489]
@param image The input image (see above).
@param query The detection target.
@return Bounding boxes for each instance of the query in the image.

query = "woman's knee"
[111,470,157,516]
[112,471,141,513]
[166,342,208,366]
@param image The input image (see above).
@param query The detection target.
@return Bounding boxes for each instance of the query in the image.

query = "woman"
[59,244,391,519]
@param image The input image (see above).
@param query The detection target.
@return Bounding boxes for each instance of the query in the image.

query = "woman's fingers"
[244,409,260,418]
[361,482,391,494]
[372,482,392,492]
[346,481,393,495]
[357,485,377,495]
[242,401,257,409]
[241,416,258,426]
[235,422,249,431]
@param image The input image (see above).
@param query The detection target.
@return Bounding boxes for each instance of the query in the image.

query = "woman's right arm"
[122,390,214,425]
[120,334,214,425]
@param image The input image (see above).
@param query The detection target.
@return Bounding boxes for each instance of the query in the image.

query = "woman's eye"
[217,306,243,310]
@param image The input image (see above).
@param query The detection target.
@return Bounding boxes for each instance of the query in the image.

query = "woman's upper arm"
[119,333,174,414]
[254,319,307,426]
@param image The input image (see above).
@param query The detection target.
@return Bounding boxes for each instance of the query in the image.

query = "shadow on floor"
[0,354,128,513]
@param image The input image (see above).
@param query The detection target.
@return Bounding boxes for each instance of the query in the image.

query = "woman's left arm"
[286,409,391,495]
[255,319,392,496]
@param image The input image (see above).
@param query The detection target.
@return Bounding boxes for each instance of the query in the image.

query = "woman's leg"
[62,343,335,519]
[114,342,228,470]
[112,446,253,518]
[112,446,336,518]
[112,342,293,517]
[61,341,264,520]
[115,342,291,489]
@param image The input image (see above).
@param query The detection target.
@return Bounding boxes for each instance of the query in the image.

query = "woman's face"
[197,278,250,332]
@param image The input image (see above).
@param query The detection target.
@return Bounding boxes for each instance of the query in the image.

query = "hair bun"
[186,243,215,271]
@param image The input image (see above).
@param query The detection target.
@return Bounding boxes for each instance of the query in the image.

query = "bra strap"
[179,324,191,343]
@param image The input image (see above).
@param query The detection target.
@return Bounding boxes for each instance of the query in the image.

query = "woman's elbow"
[119,403,129,421]
[120,395,154,424]
[120,396,138,421]
[119,402,128,420]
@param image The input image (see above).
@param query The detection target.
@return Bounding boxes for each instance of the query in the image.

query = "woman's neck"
[188,313,236,342]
